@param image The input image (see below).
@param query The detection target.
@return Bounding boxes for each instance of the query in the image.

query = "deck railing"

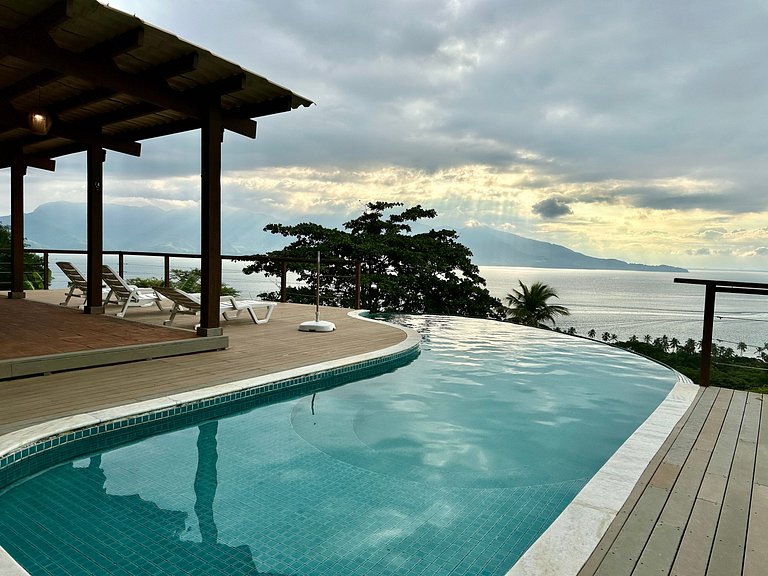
[4,249,362,309]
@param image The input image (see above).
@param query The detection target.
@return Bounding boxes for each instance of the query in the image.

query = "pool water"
[0,316,677,575]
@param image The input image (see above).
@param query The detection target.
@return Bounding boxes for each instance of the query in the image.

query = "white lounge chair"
[56,261,110,307]
[101,264,163,318]
[154,286,277,326]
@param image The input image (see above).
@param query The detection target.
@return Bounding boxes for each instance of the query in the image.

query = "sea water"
[47,254,768,353]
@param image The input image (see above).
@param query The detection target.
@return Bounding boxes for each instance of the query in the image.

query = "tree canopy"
[503,280,570,328]
[0,224,49,290]
[242,202,502,318]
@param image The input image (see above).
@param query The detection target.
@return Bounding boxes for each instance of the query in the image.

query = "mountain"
[0,202,285,255]
[2,202,687,272]
[456,225,687,272]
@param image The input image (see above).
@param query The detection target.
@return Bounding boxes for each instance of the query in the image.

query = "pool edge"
[506,370,699,576]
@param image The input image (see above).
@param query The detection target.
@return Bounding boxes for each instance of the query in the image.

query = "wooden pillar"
[198,102,223,336]
[699,283,716,387]
[8,160,26,298]
[84,145,105,314]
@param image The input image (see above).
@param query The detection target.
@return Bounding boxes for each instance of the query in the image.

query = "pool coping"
[0,311,421,576]
[506,370,699,576]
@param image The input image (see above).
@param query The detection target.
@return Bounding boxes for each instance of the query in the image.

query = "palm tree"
[588,329,597,339]
[643,334,652,344]
[737,341,748,356]
[602,331,611,342]
[503,281,570,328]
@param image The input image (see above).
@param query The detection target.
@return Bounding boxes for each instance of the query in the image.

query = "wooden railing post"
[164,255,171,287]
[43,251,50,289]
[118,252,125,278]
[700,283,716,387]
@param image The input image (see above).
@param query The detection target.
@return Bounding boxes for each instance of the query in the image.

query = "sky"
[4,0,768,270]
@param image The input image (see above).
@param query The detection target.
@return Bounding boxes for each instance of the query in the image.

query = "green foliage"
[241,202,502,318]
[0,224,50,290]
[613,338,768,393]
[128,268,238,296]
[503,280,570,328]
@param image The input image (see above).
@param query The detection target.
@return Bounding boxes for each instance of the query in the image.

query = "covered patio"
[1,0,311,337]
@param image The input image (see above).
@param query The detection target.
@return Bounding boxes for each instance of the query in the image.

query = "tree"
[737,341,748,355]
[0,224,50,290]
[129,268,238,296]
[588,329,597,339]
[503,280,570,328]
[682,339,697,355]
[242,202,502,318]
[602,331,611,342]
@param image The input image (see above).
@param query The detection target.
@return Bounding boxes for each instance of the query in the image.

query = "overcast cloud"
[5,0,768,269]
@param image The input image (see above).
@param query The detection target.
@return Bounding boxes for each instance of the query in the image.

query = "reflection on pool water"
[0,315,678,576]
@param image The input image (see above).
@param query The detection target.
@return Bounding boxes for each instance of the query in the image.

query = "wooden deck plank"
[632,389,733,575]
[706,391,759,576]
[755,393,768,488]
[589,389,720,576]
[576,387,711,576]
[744,394,768,575]
[668,388,739,575]
[744,484,768,576]
[671,499,721,576]
[593,486,671,576]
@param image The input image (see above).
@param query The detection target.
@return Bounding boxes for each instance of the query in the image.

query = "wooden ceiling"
[0,0,313,169]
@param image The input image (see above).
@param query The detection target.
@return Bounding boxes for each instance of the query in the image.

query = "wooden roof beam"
[0,27,256,137]
[0,25,143,105]
[14,0,73,36]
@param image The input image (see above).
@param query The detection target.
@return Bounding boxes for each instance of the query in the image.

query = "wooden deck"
[0,290,406,437]
[578,385,766,576]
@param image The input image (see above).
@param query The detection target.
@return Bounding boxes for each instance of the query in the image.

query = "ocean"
[48,255,768,356]
[481,266,768,354]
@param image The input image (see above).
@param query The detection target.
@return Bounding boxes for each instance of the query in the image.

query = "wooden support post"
[164,255,170,287]
[84,145,105,314]
[8,161,26,298]
[700,283,716,387]
[198,102,223,336]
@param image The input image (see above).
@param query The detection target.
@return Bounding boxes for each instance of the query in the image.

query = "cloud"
[532,197,573,218]
[5,0,768,270]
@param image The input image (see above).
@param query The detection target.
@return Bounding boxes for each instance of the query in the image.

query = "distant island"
[1,202,687,273]
[456,225,688,272]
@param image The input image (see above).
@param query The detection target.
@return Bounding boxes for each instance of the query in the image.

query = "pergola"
[0,0,311,335]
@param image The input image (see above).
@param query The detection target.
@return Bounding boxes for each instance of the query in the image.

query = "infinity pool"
[0,316,678,575]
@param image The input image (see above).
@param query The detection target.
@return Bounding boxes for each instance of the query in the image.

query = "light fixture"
[27,86,52,135]
[28,110,52,135]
